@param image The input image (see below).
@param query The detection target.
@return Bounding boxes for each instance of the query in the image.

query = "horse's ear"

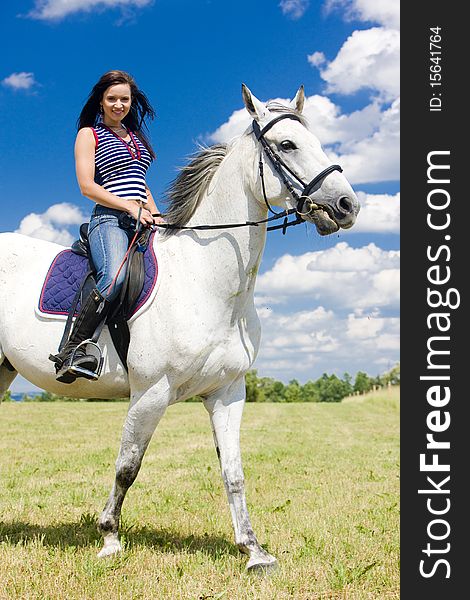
[242,84,269,122]
[290,85,305,114]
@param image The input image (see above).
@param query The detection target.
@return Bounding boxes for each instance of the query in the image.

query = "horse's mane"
[162,143,229,234]
[163,102,306,234]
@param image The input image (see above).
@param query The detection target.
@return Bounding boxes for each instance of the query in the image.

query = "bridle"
[253,113,342,221]
[155,113,343,234]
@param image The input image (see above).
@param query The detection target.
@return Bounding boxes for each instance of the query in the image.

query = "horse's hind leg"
[97,380,170,558]
[203,378,277,572]
[0,358,18,400]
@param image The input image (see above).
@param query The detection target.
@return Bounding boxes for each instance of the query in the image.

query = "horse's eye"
[280,140,297,152]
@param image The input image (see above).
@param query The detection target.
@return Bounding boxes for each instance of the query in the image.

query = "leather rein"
[155,113,343,235]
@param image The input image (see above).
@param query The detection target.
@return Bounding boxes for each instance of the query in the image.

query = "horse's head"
[242,84,360,235]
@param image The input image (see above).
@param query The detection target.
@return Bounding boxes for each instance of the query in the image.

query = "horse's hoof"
[97,540,122,558]
[246,557,278,574]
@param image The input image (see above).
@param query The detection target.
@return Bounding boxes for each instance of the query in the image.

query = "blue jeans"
[88,205,135,302]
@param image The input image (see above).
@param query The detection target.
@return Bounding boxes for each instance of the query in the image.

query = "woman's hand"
[127,201,155,227]
[153,214,166,225]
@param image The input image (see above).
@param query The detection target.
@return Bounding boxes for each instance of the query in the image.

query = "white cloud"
[316,27,399,101]
[303,94,380,145]
[28,0,152,21]
[326,0,400,29]
[2,72,37,91]
[346,192,399,234]
[346,308,384,339]
[326,98,399,184]
[208,107,251,145]
[307,51,326,67]
[15,202,87,246]
[255,295,288,308]
[256,242,400,311]
[253,305,399,381]
[309,1,399,104]
[279,0,309,19]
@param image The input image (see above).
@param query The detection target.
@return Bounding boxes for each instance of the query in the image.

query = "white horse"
[0,86,359,571]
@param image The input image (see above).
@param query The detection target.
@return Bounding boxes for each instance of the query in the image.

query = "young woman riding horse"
[51,70,165,383]
[0,84,360,569]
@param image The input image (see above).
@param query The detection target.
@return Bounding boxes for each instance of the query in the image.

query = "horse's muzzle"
[302,194,360,233]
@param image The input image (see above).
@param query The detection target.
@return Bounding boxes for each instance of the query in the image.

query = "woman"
[51,70,164,384]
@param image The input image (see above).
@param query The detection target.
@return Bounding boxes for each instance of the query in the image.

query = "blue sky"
[0,0,399,392]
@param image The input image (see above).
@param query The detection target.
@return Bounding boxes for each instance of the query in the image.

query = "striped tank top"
[91,122,152,202]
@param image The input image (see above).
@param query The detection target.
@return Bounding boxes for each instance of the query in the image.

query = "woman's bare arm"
[144,185,165,224]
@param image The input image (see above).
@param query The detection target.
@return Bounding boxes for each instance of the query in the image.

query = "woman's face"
[100,83,132,123]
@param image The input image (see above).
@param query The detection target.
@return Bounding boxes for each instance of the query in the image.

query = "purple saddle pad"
[39,232,158,318]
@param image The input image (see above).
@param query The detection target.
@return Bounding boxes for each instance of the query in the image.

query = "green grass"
[0,389,399,599]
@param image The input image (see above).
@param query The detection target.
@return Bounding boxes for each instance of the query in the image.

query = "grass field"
[0,389,399,599]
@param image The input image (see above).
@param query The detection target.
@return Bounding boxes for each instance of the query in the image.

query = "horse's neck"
[189,139,264,232]
[174,138,267,302]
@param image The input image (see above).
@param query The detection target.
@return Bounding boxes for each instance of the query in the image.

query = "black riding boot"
[50,288,108,384]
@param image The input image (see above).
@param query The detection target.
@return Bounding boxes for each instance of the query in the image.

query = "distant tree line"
[1,363,400,404]
[243,362,400,403]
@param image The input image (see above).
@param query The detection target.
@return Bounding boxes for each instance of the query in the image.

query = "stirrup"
[68,340,104,380]
[56,340,104,382]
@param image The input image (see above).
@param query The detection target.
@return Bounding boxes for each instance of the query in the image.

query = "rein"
[155,113,343,235]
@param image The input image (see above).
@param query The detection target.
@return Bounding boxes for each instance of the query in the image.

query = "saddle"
[63,220,153,372]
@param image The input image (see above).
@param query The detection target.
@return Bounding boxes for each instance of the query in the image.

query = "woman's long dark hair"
[77,70,156,159]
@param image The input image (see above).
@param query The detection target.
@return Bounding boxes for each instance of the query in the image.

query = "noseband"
[252,114,343,220]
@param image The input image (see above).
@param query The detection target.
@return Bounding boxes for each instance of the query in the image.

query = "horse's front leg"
[203,379,277,572]
[97,380,170,558]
